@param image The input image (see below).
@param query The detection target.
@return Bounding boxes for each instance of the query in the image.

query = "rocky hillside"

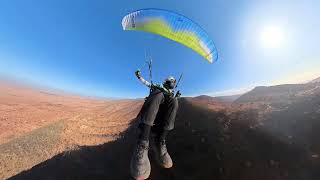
[310,77,320,83]
[235,82,320,105]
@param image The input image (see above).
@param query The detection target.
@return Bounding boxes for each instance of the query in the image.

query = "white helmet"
[163,76,176,89]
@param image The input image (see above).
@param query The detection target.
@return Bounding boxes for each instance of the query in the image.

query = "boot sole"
[135,175,149,180]
[162,161,173,169]
[130,165,151,180]
[131,169,150,180]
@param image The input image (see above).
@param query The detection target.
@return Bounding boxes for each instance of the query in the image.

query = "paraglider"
[122,8,218,63]
[123,9,218,180]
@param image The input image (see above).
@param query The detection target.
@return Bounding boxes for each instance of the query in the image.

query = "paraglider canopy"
[122,8,218,63]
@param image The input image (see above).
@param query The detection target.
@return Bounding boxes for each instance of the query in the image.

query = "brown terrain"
[1,78,320,180]
[0,80,143,179]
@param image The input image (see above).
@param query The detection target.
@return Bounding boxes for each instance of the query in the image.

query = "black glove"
[135,69,141,78]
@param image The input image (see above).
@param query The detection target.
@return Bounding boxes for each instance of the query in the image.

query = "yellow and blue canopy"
[122,8,218,63]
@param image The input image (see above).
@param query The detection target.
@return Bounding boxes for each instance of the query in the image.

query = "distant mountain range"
[236,77,320,104]
[191,76,320,106]
[192,94,242,103]
[215,94,242,102]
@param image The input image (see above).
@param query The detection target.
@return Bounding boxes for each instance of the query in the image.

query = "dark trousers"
[137,89,178,131]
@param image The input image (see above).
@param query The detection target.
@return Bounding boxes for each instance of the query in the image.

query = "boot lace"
[159,140,168,154]
[136,143,149,159]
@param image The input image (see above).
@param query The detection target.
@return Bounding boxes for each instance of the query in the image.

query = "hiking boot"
[130,140,151,180]
[151,138,173,168]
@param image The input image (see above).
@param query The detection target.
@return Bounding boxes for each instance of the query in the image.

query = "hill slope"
[236,82,320,104]
[310,77,320,83]
[0,80,143,179]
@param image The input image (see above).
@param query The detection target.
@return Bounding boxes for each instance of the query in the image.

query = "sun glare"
[260,25,285,49]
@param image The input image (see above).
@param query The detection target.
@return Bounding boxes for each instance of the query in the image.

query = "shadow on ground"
[9,98,318,180]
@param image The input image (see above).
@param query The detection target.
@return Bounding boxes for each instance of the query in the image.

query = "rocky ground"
[0,80,142,179]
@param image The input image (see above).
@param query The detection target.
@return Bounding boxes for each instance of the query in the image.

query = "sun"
[260,25,285,49]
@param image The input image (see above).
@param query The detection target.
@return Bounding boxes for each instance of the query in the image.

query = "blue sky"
[0,0,319,98]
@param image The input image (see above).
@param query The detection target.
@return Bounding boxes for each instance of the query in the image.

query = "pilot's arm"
[135,70,152,88]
